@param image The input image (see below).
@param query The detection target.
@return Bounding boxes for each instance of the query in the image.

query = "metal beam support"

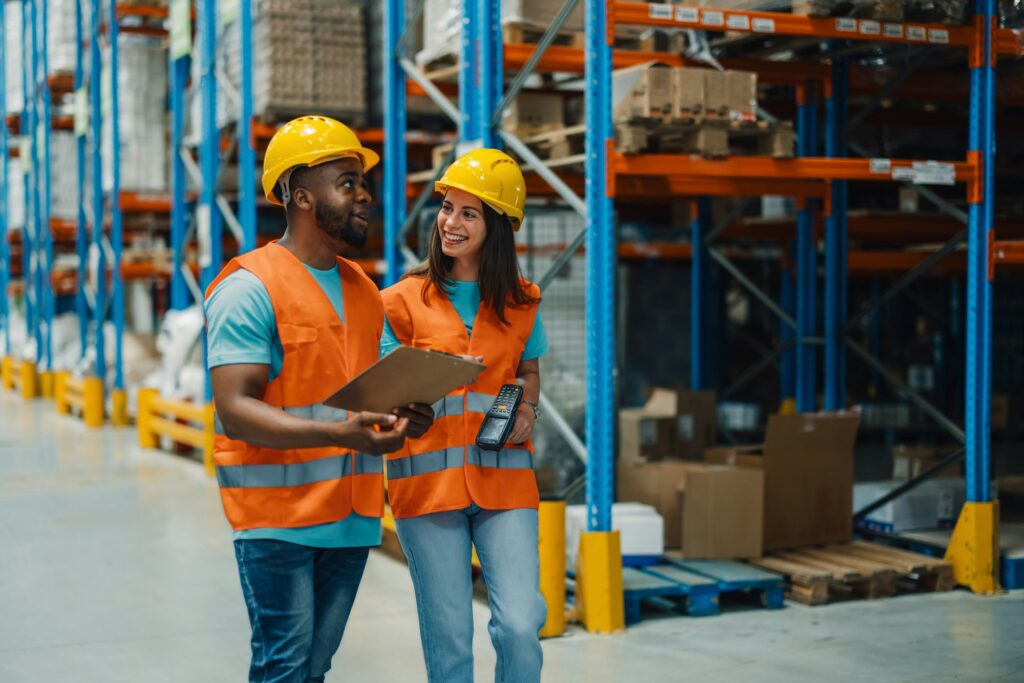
[824,54,848,410]
[89,0,106,380]
[0,0,8,357]
[796,81,818,412]
[584,0,614,533]
[846,49,931,133]
[779,247,796,401]
[24,0,40,364]
[400,58,460,123]
[383,0,407,285]
[109,1,125,390]
[478,0,502,148]
[459,0,479,144]
[39,0,53,372]
[965,0,996,503]
[198,0,221,290]
[855,449,965,520]
[500,130,586,216]
[238,0,256,254]
[710,247,797,331]
[169,51,190,309]
[73,0,89,350]
[691,198,711,390]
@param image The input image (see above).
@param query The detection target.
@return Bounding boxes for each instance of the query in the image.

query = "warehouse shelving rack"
[383,0,1018,613]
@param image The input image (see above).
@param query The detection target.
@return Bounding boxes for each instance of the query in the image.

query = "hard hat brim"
[263,146,381,207]
[434,180,524,230]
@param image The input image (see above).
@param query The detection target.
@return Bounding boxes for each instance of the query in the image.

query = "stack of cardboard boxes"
[618,388,861,560]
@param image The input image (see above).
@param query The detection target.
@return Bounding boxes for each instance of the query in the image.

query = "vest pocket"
[278,323,320,351]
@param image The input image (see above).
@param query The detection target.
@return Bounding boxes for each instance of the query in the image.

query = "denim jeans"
[395,505,546,683]
[233,540,369,683]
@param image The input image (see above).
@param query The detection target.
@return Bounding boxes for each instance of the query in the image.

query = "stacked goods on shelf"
[220,0,367,125]
[417,0,584,67]
[5,158,24,231]
[47,0,77,74]
[103,36,168,194]
[50,131,77,220]
[4,0,21,114]
[611,63,792,158]
[680,1,903,21]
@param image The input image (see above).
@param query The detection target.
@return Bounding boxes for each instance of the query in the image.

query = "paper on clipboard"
[323,346,486,414]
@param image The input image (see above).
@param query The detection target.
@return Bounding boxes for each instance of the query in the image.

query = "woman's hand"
[507,404,536,445]
[393,403,435,439]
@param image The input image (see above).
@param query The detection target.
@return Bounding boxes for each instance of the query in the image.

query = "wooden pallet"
[616,118,794,159]
[750,540,955,605]
[502,22,585,48]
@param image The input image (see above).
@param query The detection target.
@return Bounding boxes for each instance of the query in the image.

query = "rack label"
[907,26,926,41]
[648,3,672,20]
[912,161,956,185]
[836,18,858,32]
[702,10,724,27]
[74,88,88,138]
[870,159,892,174]
[170,0,192,59]
[727,14,751,30]
[676,7,699,23]
[928,29,950,44]
[860,20,880,35]
[892,167,915,181]
[752,17,775,33]
[883,23,903,38]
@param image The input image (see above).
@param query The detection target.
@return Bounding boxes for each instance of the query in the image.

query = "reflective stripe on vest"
[214,404,350,436]
[429,391,497,419]
[217,452,382,488]
[387,445,533,480]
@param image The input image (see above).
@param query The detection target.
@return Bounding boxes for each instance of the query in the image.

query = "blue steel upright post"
[238,0,256,254]
[945,0,999,593]
[89,0,106,386]
[824,54,849,411]
[74,0,88,356]
[795,82,818,413]
[199,0,221,400]
[459,0,479,144]
[39,0,54,386]
[382,0,406,286]
[578,0,625,634]
[477,0,501,149]
[0,0,8,359]
[168,0,190,311]
[690,197,712,390]
[22,0,39,379]
[107,0,128,424]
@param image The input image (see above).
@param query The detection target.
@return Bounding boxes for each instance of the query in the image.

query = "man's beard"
[315,201,367,248]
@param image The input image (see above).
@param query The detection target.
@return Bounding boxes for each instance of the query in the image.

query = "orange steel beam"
[992,241,1024,268]
[115,5,169,20]
[612,2,1022,56]
[613,154,977,184]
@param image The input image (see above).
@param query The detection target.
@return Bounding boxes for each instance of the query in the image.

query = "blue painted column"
[584,0,615,533]
[74,0,89,354]
[459,0,480,145]
[824,53,849,411]
[39,0,53,371]
[478,0,502,148]
[965,0,995,503]
[690,197,711,390]
[238,0,256,254]
[169,50,190,309]
[23,0,39,362]
[0,0,8,355]
[780,245,796,401]
[89,0,105,380]
[795,82,818,412]
[382,0,406,286]
[198,0,221,290]
[108,2,124,392]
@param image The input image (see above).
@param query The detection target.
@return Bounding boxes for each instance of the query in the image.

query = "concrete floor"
[2,391,1023,683]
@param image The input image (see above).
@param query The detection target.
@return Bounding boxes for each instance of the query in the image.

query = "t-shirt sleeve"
[522,308,549,361]
[204,271,276,369]
[379,316,402,359]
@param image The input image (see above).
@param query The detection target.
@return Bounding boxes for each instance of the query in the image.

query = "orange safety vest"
[204,243,385,531]
[381,276,541,519]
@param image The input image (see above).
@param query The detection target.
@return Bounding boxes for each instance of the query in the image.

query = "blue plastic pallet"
[664,558,786,609]
[624,564,721,623]
[1003,553,1024,590]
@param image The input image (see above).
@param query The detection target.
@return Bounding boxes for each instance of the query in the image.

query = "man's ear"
[292,186,314,212]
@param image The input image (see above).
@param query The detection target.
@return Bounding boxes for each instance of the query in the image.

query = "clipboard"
[324,346,486,414]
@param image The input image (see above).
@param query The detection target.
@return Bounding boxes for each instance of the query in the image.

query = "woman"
[380,149,547,683]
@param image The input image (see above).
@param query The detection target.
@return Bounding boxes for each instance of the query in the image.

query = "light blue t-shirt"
[380,280,548,359]
[205,260,381,549]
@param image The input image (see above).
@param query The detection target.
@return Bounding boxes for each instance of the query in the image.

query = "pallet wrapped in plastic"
[50,131,77,220]
[4,1,22,114]
[6,158,25,230]
[47,0,77,74]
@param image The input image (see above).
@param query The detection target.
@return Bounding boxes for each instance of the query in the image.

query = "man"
[204,116,433,683]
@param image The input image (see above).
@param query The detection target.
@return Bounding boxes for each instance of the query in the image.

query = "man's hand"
[393,403,435,439]
[507,404,536,445]
[335,412,410,454]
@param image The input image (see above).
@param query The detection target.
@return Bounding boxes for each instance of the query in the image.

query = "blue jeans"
[395,505,546,683]
[233,540,369,683]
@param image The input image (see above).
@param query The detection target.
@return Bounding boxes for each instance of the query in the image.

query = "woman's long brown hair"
[405,201,540,324]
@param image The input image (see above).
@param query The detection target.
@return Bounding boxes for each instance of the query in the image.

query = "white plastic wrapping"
[47,0,77,74]
[140,305,206,406]
[50,131,77,220]
[4,1,23,115]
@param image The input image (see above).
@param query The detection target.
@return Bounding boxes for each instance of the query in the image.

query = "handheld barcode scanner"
[475,384,524,451]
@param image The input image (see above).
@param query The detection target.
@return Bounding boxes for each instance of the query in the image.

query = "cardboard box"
[619,408,676,463]
[706,413,860,552]
[672,67,706,120]
[677,463,763,559]
[617,458,689,549]
[854,479,965,533]
[727,70,758,123]
[674,390,717,458]
[619,388,716,461]
[892,444,960,480]
[703,70,730,120]
[612,62,673,122]
[502,91,564,134]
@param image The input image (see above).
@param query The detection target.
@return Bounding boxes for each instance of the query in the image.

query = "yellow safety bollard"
[54,371,70,414]
[39,371,55,399]
[82,377,105,428]
[1,356,13,390]
[136,388,159,448]
[538,499,567,638]
[19,361,38,400]
[945,501,1001,594]
[111,389,130,427]
[575,530,625,634]
[202,403,217,477]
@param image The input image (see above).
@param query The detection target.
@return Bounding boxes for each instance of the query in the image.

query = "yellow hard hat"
[262,116,380,206]
[435,148,526,230]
